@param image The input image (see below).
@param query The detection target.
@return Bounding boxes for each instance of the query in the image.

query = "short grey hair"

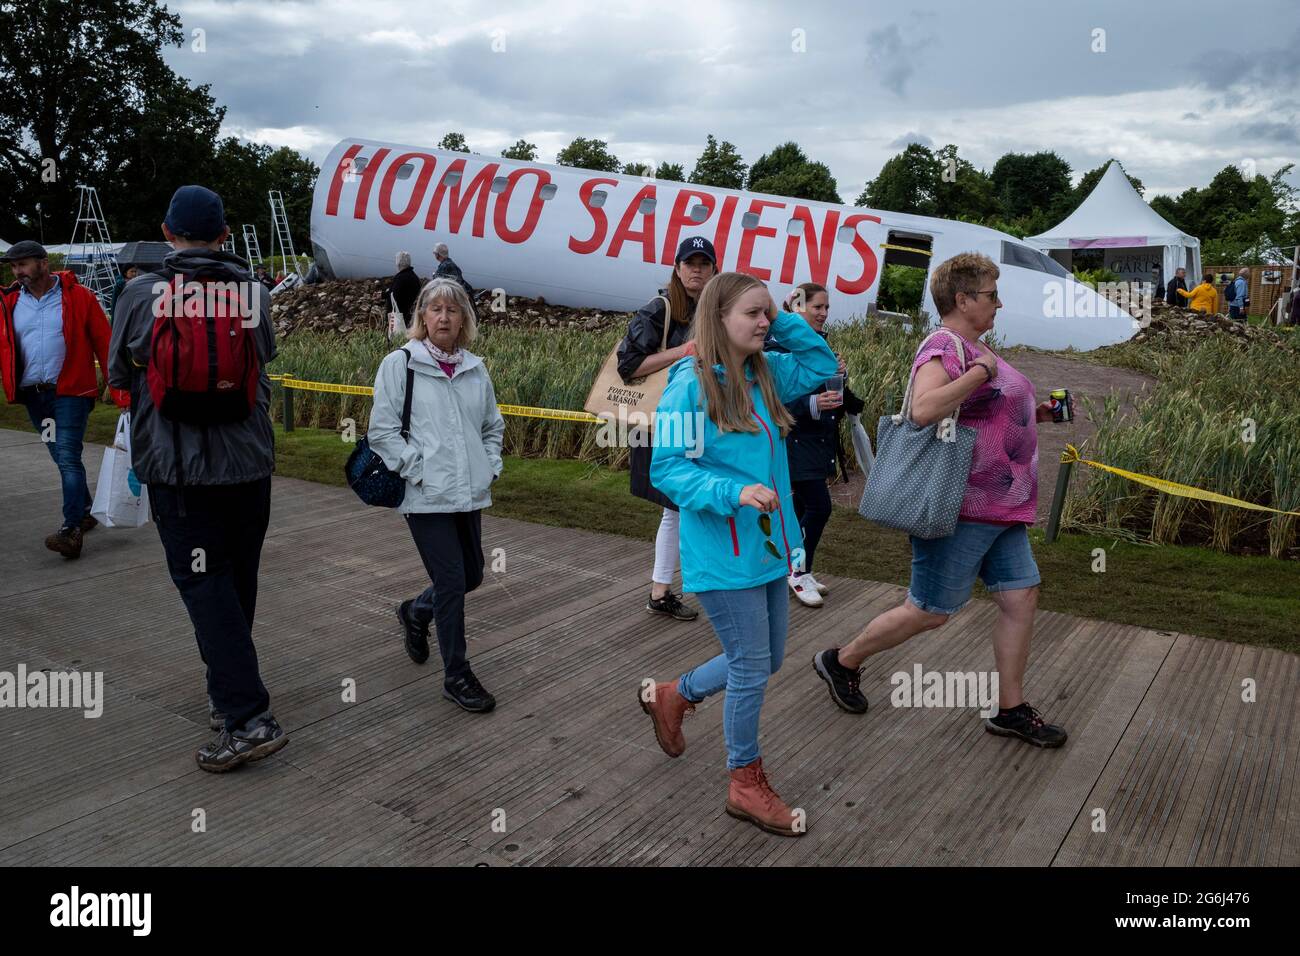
[396,251,412,270]
[409,278,477,347]
[433,242,450,257]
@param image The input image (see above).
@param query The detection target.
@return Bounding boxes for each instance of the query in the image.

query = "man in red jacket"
[1,240,127,558]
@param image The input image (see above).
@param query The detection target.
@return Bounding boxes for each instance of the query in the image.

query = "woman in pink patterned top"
[811,252,1069,749]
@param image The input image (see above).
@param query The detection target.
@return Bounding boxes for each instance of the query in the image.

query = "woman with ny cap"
[616,235,717,623]
[639,271,837,837]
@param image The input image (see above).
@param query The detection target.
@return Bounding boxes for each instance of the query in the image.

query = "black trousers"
[148,477,273,731]
[407,510,484,681]
[791,478,832,574]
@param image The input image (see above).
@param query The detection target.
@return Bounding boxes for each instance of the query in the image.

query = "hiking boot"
[208,696,227,731]
[397,599,430,664]
[984,702,1068,749]
[726,758,804,837]
[788,573,823,607]
[647,590,698,621]
[196,715,288,773]
[444,670,495,713]
[637,680,696,757]
[80,514,98,533]
[44,526,83,559]
[813,648,868,714]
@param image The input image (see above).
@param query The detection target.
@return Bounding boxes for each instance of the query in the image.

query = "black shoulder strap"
[399,347,415,441]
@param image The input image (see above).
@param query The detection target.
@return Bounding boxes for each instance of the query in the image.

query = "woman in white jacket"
[369,278,505,712]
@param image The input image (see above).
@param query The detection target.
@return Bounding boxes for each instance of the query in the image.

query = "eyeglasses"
[972,289,1000,300]
[757,512,783,559]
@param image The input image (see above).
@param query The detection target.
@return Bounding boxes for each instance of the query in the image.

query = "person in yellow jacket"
[1177,273,1219,314]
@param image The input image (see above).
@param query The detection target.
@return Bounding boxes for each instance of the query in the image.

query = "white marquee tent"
[1028,161,1202,290]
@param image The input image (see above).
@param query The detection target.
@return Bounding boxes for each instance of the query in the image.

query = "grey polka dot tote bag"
[858,329,977,540]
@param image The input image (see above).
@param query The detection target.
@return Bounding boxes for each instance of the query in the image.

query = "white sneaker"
[805,573,829,596]
[788,573,823,607]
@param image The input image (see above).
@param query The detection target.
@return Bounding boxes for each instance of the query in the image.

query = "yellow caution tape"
[273,374,600,422]
[1061,443,1300,517]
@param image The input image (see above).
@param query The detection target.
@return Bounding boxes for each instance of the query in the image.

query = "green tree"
[746,141,842,203]
[500,139,538,161]
[689,134,747,189]
[0,0,226,241]
[438,132,470,152]
[932,144,998,221]
[622,161,652,177]
[654,161,686,182]
[556,136,621,172]
[990,151,1072,221]
[856,143,942,214]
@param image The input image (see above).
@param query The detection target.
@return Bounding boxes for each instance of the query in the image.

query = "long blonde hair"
[690,272,794,437]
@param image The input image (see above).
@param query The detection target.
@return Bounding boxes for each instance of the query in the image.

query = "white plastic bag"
[848,413,875,483]
[91,412,150,528]
[387,292,407,341]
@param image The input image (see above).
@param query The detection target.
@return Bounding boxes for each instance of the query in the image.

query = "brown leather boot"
[726,758,804,837]
[638,680,695,757]
[45,526,83,560]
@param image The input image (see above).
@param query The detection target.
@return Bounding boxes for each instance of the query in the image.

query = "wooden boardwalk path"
[1,426,1296,866]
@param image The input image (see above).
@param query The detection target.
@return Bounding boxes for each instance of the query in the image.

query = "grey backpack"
[858,329,978,539]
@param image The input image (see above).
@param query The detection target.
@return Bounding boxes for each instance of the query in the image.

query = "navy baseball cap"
[164,185,227,241]
[676,236,717,265]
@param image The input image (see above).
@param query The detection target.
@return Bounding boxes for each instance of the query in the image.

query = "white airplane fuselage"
[310,138,1136,350]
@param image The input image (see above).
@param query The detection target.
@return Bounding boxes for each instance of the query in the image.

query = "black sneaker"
[647,591,699,621]
[812,648,868,714]
[984,702,1067,748]
[208,697,227,731]
[397,600,430,664]
[444,671,496,713]
[196,715,288,772]
[80,514,98,533]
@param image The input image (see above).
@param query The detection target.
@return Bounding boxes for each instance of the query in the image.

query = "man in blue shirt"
[1227,268,1250,322]
[1,240,121,558]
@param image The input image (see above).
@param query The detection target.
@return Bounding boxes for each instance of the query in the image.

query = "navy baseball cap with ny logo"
[675,236,717,265]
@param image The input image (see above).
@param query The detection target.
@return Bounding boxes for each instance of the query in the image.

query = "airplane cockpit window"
[1001,240,1069,278]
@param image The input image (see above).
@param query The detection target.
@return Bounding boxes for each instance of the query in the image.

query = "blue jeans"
[22,391,95,529]
[678,576,788,770]
[908,521,1041,616]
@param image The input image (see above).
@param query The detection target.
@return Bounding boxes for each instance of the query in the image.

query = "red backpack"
[147,266,260,424]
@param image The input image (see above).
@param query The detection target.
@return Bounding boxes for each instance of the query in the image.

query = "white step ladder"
[242,224,263,269]
[268,191,303,277]
[67,185,119,312]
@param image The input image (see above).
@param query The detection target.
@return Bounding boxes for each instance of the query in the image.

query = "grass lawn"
[5,402,1296,653]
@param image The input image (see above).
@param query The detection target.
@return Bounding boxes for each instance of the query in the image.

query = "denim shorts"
[907,521,1041,616]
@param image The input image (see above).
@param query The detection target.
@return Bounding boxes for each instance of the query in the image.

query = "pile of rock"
[1130,299,1297,349]
[270,279,632,337]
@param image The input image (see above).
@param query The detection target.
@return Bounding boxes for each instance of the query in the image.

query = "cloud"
[864,23,932,96]
[887,132,934,149]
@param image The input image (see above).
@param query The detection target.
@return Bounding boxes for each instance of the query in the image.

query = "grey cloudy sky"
[166,0,1299,200]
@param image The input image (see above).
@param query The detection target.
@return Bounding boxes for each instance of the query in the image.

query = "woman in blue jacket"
[639,271,837,837]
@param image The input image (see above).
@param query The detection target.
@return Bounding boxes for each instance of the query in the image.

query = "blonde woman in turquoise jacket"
[640,271,837,837]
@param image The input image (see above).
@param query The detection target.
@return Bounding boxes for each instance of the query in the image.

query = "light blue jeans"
[678,577,788,770]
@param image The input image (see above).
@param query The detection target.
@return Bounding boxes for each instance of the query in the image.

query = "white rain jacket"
[368,342,505,514]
